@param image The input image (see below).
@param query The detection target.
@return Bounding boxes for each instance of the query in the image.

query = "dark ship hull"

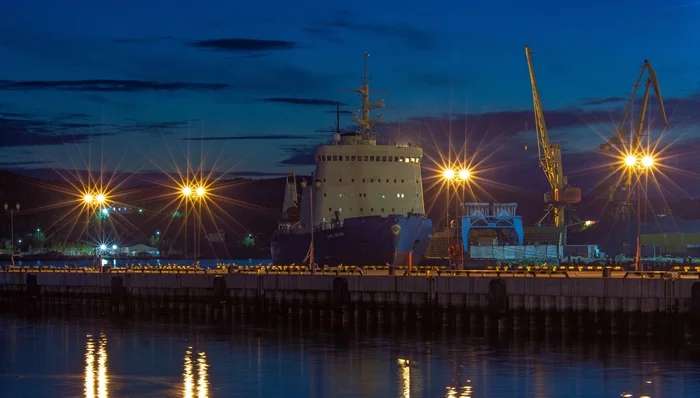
[271,214,433,266]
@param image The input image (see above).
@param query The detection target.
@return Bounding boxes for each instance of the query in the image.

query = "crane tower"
[600,60,668,220]
[524,45,582,228]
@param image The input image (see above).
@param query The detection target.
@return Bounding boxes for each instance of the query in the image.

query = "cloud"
[0,117,113,147]
[261,98,345,106]
[184,135,315,141]
[305,11,437,51]
[0,160,53,167]
[188,38,298,53]
[325,109,353,115]
[0,79,229,92]
[278,145,317,166]
[115,120,193,136]
[580,96,627,106]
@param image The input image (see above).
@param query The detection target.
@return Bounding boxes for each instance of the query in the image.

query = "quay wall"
[2,272,700,314]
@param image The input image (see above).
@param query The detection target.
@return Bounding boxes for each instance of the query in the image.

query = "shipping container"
[563,245,600,259]
[469,245,561,260]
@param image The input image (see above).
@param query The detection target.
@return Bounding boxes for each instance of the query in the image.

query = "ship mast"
[351,52,387,137]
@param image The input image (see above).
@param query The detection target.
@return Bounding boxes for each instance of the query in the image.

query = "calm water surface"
[0,315,699,397]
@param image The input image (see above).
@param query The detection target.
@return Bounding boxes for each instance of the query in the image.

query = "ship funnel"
[282,173,298,218]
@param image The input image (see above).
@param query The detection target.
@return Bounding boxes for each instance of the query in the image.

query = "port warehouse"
[423,202,700,262]
[426,229,699,260]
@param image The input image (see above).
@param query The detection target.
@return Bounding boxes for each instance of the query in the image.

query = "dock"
[2,265,700,317]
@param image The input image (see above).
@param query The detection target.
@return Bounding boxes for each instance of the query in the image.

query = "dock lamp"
[621,152,656,272]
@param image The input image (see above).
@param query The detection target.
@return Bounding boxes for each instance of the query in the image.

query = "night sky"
[1,0,699,194]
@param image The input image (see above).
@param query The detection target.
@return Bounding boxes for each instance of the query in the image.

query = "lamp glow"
[458,169,470,181]
[83,193,94,204]
[182,186,192,197]
[442,168,455,180]
[99,244,107,251]
[641,155,654,168]
[625,155,637,167]
[196,186,205,197]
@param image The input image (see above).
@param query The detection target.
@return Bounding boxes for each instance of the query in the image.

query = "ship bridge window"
[394,179,397,183]
[382,156,387,161]
[396,193,405,198]
[332,156,337,161]
[360,208,363,212]
[338,156,343,161]
[401,179,404,183]
[351,156,356,161]
[370,156,375,161]
[363,156,368,161]
[386,179,389,183]
[351,178,354,182]
[339,178,342,182]
[345,156,349,161]
[394,156,399,162]
[381,208,384,212]
[370,178,374,182]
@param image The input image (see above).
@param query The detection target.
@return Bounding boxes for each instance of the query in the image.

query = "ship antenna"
[350,51,388,138]
[335,101,340,134]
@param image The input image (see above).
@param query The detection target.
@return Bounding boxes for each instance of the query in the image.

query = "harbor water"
[1,313,700,397]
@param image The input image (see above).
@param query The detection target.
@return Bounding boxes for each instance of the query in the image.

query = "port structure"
[525,45,582,227]
[460,203,524,255]
[600,60,668,220]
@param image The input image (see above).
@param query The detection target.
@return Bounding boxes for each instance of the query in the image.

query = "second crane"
[525,45,581,228]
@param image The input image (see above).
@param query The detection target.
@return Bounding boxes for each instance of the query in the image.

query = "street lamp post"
[4,202,20,266]
[442,168,455,266]
[180,184,206,265]
[623,153,654,271]
[195,186,206,264]
[457,168,471,269]
[301,178,321,273]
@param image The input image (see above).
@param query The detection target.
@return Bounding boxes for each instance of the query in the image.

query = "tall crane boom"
[525,45,581,228]
[601,60,669,152]
[601,59,669,220]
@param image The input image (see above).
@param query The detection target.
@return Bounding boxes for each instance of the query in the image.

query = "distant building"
[123,244,159,256]
[206,230,225,243]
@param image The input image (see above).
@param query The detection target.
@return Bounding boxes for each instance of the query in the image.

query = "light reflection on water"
[183,347,209,398]
[0,316,698,397]
[83,334,109,398]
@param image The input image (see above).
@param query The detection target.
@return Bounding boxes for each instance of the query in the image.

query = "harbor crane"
[600,60,668,220]
[525,45,581,228]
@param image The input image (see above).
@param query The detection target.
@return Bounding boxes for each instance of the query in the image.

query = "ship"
[271,52,434,267]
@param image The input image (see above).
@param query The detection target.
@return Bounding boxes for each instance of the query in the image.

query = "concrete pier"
[1,270,699,316]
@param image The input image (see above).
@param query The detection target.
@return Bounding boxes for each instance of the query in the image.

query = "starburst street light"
[196,186,206,197]
[620,151,657,272]
[181,186,192,197]
[83,193,94,204]
[442,168,455,181]
[458,168,470,181]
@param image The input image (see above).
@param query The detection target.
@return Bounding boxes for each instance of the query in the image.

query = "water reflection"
[445,382,472,398]
[84,334,108,398]
[183,347,209,398]
[398,358,410,398]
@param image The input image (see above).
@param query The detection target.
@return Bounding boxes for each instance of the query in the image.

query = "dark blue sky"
[1,0,699,191]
